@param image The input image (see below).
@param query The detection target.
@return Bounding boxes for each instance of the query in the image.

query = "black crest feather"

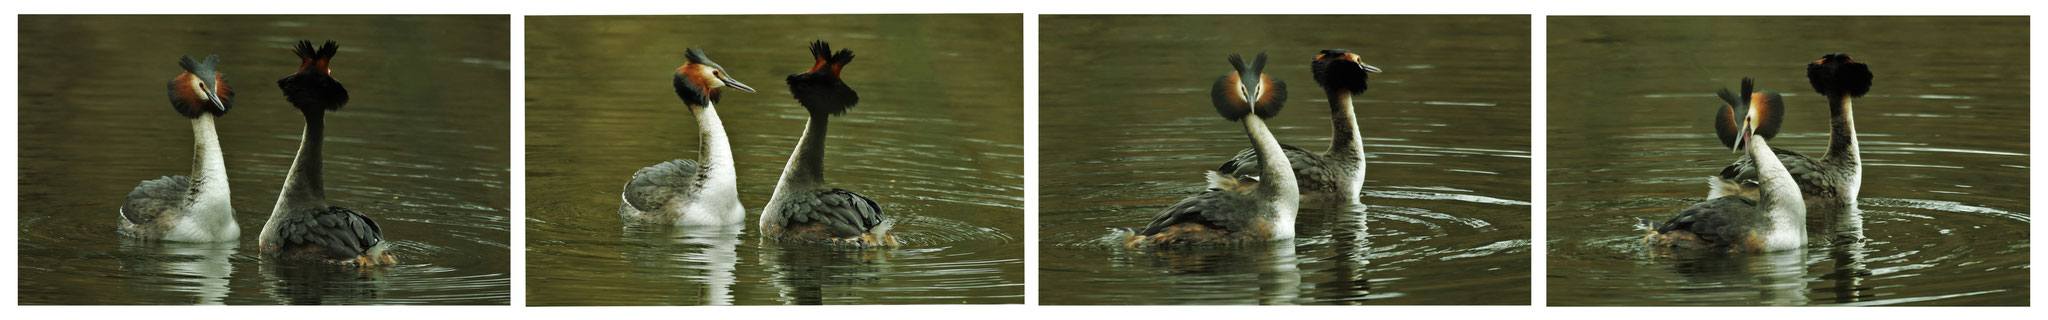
[278,40,348,113]
[1714,97,1739,149]
[1312,49,1370,94]
[810,40,855,65]
[1807,53,1872,98]
[684,46,723,70]
[292,40,339,60]
[787,40,860,115]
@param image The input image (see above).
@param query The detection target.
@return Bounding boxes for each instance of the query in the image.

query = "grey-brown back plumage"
[1650,196,1764,249]
[122,176,191,225]
[1137,189,1261,236]
[622,159,705,212]
[1719,147,1842,202]
[273,206,385,261]
[772,188,886,238]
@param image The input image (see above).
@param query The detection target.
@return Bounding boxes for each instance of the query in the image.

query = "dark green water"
[1547,16,2029,306]
[524,15,1025,305]
[1038,15,1532,305]
[16,15,512,305]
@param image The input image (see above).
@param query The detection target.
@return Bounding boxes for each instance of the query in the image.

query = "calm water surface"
[1547,16,2028,306]
[524,15,1024,305]
[16,15,512,305]
[1039,15,1532,305]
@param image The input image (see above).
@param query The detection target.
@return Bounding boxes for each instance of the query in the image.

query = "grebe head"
[168,55,233,118]
[674,46,756,108]
[1714,77,1785,151]
[1211,52,1288,121]
[278,40,349,114]
[1312,49,1380,95]
[786,40,859,115]
[1807,53,1873,98]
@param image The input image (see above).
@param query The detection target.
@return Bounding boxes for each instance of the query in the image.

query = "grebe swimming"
[619,46,756,226]
[1212,49,1379,205]
[120,54,238,242]
[1708,53,1872,210]
[759,41,897,247]
[1646,78,1806,253]
[259,40,394,266]
[1126,53,1299,247]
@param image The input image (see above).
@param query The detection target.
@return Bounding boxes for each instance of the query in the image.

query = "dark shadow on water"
[1659,248,1811,306]
[1822,205,1876,304]
[259,260,390,305]
[1113,240,1309,305]
[759,242,893,305]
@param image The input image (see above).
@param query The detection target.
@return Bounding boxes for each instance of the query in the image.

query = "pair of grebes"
[618,41,896,246]
[1643,53,1873,254]
[1124,50,1382,247]
[122,40,392,266]
[1113,51,1873,253]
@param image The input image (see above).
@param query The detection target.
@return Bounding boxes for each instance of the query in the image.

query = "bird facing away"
[260,40,394,266]
[1125,52,1301,247]
[1709,54,1873,212]
[120,54,238,242]
[1645,78,1807,254]
[760,40,897,247]
[619,46,757,226]
[1211,49,1381,205]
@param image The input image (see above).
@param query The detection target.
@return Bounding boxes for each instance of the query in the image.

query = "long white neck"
[763,114,830,230]
[1748,137,1807,248]
[1245,116,1299,239]
[695,105,738,192]
[186,114,236,237]
[1328,90,1366,204]
[264,113,326,243]
[773,115,829,192]
[1326,91,1364,161]
[1825,96,1861,201]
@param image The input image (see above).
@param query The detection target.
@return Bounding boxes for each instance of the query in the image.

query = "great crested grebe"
[760,41,897,247]
[121,55,238,242]
[1645,78,1806,253]
[1709,54,1872,208]
[1211,49,1379,204]
[1125,53,1300,247]
[619,46,757,226]
[259,40,394,266]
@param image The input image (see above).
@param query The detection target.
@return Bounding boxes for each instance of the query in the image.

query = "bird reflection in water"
[1110,239,1308,305]
[1661,247,1811,306]
[1822,204,1873,303]
[620,223,743,305]
[758,241,893,305]
[116,239,237,305]
[258,259,389,305]
[1310,203,1374,303]
[1647,202,1871,305]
